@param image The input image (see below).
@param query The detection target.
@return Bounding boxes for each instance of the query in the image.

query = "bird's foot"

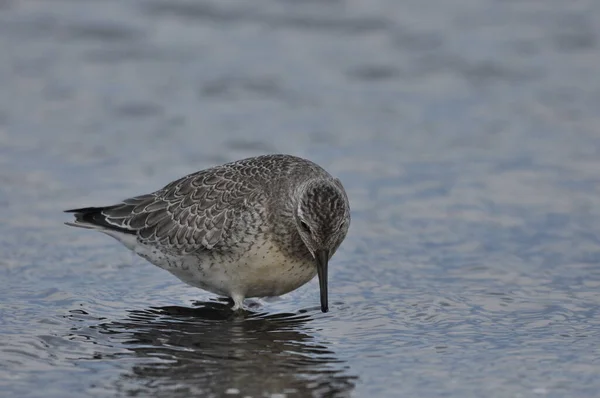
[245,299,262,310]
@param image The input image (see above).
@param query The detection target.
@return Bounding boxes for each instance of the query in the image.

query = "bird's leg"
[230,293,245,312]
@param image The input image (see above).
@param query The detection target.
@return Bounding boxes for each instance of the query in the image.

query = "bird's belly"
[133,238,316,299]
[232,244,317,298]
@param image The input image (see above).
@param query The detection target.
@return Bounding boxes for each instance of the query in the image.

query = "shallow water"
[1,0,600,397]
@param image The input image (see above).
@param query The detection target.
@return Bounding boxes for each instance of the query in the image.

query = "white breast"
[226,238,317,298]
[128,233,316,300]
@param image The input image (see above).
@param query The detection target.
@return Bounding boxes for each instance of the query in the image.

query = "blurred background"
[1,0,600,397]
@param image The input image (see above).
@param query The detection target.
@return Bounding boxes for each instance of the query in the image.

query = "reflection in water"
[84,301,356,397]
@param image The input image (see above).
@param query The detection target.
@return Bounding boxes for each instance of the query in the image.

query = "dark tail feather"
[64,206,135,234]
[64,206,110,214]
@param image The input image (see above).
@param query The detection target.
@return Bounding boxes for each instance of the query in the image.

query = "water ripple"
[65,301,357,397]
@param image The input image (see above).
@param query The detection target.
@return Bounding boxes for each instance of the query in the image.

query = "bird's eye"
[334,220,347,233]
[300,220,311,234]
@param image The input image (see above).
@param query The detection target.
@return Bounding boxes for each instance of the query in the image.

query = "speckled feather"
[88,156,319,251]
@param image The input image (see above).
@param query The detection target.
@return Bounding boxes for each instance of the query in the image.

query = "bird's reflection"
[89,299,356,397]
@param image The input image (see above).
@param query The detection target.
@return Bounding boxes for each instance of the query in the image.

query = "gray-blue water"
[1,0,600,397]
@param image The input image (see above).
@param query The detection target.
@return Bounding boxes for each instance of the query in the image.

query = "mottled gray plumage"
[65,154,351,312]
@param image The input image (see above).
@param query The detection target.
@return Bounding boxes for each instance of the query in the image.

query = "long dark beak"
[315,250,329,313]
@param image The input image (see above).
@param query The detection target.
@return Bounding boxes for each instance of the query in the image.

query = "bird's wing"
[87,170,260,254]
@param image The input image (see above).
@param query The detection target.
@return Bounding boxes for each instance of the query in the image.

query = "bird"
[64,154,351,313]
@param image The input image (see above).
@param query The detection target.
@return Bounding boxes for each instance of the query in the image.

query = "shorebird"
[65,154,351,313]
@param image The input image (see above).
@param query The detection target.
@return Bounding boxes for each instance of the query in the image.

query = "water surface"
[1,0,600,397]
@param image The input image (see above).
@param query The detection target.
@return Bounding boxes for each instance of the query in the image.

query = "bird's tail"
[64,206,128,232]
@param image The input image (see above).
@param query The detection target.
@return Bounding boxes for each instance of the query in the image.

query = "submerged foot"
[245,299,262,310]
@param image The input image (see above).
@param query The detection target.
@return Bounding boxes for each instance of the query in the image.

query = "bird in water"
[65,154,351,313]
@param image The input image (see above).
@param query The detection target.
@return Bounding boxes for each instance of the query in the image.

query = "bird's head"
[295,178,350,312]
